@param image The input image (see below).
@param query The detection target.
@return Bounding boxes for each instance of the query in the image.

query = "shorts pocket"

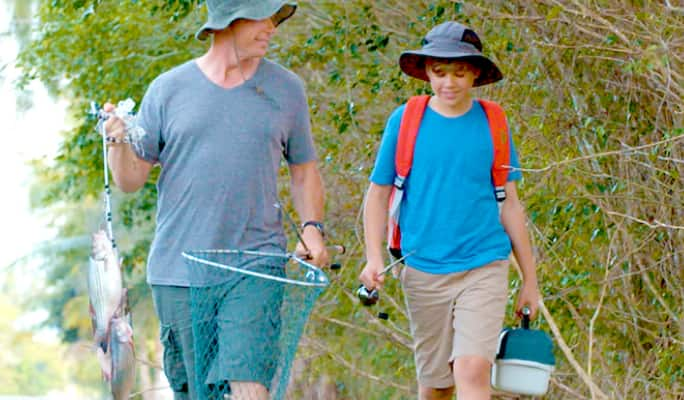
[160,324,189,393]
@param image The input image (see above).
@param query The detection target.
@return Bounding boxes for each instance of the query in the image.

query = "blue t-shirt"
[370,100,522,274]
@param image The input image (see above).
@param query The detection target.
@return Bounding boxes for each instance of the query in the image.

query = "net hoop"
[181,249,329,288]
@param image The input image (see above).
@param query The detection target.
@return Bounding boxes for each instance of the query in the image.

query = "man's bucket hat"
[399,22,503,86]
[196,0,297,41]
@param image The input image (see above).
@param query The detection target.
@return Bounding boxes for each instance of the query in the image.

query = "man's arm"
[359,182,393,290]
[103,103,154,193]
[500,181,540,318]
[289,160,328,266]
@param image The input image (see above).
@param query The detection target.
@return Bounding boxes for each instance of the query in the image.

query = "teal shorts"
[152,271,284,399]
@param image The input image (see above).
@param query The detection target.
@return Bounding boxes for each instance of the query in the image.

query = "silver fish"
[110,315,136,400]
[96,346,111,382]
[88,230,123,351]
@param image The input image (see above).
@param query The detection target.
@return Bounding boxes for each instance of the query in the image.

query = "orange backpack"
[387,95,511,259]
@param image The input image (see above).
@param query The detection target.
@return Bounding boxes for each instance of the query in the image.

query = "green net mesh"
[181,250,328,400]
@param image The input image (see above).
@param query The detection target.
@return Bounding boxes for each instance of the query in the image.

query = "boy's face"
[425,59,480,109]
[230,17,277,59]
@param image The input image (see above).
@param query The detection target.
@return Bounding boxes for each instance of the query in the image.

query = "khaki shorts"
[400,260,510,389]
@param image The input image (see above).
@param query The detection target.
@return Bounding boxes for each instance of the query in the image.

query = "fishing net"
[181,249,328,400]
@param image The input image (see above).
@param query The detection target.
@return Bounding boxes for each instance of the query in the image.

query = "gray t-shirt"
[134,59,316,286]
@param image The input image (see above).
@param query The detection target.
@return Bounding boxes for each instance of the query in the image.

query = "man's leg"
[151,285,197,400]
[229,382,269,400]
[209,264,284,398]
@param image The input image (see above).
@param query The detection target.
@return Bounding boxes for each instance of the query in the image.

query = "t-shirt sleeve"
[284,78,316,164]
[369,105,404,185]
[134,78,164,164]
[507,129,523,181]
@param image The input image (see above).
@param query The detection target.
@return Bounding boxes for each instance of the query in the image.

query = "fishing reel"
[355,253,413,320]
[356,285,379,306]
[356,285,388,320]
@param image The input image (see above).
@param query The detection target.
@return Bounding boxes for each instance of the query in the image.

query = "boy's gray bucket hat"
[196,0,297,41]
[399,22,503,86]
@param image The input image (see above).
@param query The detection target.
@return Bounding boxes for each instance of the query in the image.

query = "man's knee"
[452,356,491,387]
[230,381,269,400]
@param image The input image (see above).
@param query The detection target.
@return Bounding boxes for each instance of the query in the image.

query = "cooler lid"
[495,327,556,366]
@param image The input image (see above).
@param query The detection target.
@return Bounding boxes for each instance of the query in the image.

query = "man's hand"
[295,226,329,267]
[516,279,540,319]
[359,258,385,291]
[103,103,127,145]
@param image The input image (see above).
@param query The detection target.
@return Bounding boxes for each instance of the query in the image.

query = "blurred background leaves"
[9,0,684,398]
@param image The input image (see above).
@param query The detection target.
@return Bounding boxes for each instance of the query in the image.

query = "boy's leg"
[452,356,491,400]
[418,386,454,400]
[451,260,509,400]
[401,266,461,399]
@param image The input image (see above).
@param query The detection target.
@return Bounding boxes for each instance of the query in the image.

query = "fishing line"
[97,109,117,250]
[90,99,145,312]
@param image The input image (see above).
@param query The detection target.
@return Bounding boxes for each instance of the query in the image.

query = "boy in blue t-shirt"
[360,22,540,399]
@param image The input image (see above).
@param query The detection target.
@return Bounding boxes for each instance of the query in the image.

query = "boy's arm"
[500,181,540,319]
[359,182,393,290]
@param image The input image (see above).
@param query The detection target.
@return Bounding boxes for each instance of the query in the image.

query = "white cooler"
[491,313,555,396]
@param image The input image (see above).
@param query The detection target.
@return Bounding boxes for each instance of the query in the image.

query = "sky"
[0,2,66,326]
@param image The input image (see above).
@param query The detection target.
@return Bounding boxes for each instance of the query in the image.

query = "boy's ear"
[470,63,482,79]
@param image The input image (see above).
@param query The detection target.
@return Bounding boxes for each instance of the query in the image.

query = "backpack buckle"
[393,176,406,190]
[495,186,506,202]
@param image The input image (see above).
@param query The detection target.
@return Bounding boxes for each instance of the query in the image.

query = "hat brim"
[399,50,503,87]
[196,2,297,41]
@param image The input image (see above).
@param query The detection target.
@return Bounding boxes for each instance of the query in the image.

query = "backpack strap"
[394,95,431,188]
[477,99,511,207]
[387,95,430,258]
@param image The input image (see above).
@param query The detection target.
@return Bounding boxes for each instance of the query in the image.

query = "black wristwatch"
[301,220,325,237]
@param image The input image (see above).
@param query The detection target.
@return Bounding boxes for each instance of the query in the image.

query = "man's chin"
[252,48,268,58]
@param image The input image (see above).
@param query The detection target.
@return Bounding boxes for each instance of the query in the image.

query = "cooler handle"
[522,307,531,329]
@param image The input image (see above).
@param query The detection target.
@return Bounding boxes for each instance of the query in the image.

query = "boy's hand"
[359,259,385,290]
[516,279,540,319]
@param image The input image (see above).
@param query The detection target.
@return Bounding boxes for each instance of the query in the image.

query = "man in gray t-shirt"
[104,1,328,399]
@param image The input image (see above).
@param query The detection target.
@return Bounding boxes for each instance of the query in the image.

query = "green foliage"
[18,0,684,398]
[0,277,67,395]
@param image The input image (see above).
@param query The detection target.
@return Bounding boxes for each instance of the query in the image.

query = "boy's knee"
[419,385,454,400]
[452,356,491,386]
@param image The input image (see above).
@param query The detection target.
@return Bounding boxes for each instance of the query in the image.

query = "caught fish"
[88,230,123,352]
[109,315,136,400]
[96,346,112,381]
